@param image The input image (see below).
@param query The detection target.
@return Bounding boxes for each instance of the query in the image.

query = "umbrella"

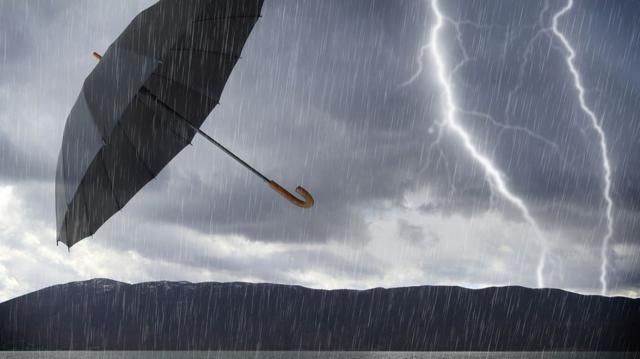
[55,0,314,248]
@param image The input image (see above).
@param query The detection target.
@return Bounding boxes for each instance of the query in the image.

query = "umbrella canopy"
[56,0,265,248]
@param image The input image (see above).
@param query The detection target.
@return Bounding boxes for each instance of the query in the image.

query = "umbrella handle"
[92,52,103,60]
[269,180,314,208]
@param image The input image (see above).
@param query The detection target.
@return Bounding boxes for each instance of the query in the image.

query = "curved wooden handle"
[269,180,314,208]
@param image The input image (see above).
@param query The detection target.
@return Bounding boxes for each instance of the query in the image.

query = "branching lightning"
[406,0,614,291]
[426,0,549,288]
[550,0,614,295]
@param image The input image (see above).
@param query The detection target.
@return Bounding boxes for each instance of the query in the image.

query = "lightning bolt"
[427,0,549,288]
[550,0,614,295]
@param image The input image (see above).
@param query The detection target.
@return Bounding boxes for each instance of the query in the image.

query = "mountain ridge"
[1,278,638,351]
[14,277,623,299]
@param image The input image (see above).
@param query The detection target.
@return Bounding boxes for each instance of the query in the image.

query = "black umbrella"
[56,0,314,248]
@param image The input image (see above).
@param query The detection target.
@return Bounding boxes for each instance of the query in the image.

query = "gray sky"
[1,0,639,301]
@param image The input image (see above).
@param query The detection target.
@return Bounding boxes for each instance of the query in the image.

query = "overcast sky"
[1,0,639,301]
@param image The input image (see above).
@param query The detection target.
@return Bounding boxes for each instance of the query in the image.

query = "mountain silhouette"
[1,279,638,351]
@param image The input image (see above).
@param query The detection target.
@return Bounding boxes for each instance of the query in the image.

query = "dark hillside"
[1,279,638,351]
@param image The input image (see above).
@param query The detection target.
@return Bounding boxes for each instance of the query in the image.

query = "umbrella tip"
[92,52,103,60]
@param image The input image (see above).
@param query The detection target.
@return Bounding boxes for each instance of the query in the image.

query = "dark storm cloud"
[0,130,51,181]
[0,1,75,88]
[0,1,59,67]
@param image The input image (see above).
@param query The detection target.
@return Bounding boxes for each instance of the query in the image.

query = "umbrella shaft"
[139,86,270,183]
[186,122,270,183]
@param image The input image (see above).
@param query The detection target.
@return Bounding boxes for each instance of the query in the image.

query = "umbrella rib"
[78,180,92,241]
[116,121,157,179]
[140,86,189,122]
[135,94,194,146]
[148,72,219,106]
